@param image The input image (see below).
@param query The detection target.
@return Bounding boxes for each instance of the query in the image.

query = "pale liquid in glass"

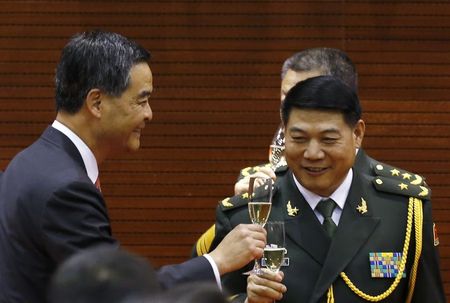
[263,247,285,273]
[248,202,271,226]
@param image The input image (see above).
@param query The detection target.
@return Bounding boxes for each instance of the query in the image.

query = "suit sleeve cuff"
[203,253,222,290]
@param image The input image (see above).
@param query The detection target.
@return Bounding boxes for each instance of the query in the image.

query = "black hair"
[55,30,150,113]
[281,75,361,127]
[48,246,160,303]
[281,48,358,91]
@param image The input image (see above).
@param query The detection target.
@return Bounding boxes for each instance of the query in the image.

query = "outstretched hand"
[209,224,266,275]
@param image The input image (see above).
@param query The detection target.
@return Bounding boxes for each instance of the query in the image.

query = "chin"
[126,140,141,152]
[301,179,332,196]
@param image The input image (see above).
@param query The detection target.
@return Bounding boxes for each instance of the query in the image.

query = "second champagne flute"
[263,221,286,273]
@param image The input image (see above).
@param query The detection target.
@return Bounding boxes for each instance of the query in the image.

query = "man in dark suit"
[211,76,445,302]
[0,31,266,303]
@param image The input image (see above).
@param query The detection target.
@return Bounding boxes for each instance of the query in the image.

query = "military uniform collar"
[291,169,353,222]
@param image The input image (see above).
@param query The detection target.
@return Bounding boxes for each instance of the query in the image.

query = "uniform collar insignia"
[357,197,368,214]
[287,201,299,216]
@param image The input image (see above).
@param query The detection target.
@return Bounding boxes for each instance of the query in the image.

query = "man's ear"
[85,88,102,118]
[353,119,365,148]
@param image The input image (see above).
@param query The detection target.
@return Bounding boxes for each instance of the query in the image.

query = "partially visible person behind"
[48,246,161,303]
[211,76,445,302]
[0,30,266,303]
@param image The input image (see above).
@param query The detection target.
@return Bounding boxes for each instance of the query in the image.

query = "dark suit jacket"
[212,166,445,303]
[0,127,214,303]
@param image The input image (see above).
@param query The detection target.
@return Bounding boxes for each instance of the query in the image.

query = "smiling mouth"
[304,167,328,174]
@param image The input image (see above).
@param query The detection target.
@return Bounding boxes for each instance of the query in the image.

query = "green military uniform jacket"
[193,149,378,257]
[210,157,445,302]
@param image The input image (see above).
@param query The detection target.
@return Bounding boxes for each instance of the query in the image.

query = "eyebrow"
[289,126,341,134]
[137,89,152,99]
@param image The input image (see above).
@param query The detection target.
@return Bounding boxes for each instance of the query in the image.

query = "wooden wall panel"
[0,0,449,299]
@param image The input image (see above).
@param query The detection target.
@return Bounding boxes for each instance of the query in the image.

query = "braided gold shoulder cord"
[326,197,423,303]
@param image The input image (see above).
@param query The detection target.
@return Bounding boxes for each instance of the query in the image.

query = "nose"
[144,102,152,122]
[303,141,324,160]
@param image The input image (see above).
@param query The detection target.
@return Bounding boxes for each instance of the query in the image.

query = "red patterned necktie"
[95,177,102,192]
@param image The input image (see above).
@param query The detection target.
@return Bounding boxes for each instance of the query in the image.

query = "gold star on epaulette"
[286,201,299,216]
[221,197,233,207]
[402,173,411,180]
[391,169,400,176]
[373,176,430,200]
[398,183,408,190]
[242,192,249,199]
[374,162,425,187]
[357,197,368,214]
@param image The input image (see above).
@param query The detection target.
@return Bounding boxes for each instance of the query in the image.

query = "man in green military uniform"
[211,76,445,302]
[194,48,361,257]
[192,48,422,258]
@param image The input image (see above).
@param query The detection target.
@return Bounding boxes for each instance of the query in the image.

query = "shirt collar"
[52,120,98,184]
[292,168,353,212]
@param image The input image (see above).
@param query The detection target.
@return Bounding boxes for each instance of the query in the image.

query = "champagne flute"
[246,176,273,275]
[269,125,285,169]
[263,221,286,273]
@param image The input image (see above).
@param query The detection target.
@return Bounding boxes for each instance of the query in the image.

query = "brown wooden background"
[0,0,449,299]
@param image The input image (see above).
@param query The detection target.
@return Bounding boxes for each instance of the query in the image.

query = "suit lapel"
[309,171,380,303]
[279,172,331,265]
[41,126,87,173]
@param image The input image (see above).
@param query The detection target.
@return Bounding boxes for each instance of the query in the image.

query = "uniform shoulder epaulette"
[372,162,426,186]
[219,180,274,211]
[239,158,288,180]
[372,176,431,200]
[218,194,250,211]
[239,163,272,179]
